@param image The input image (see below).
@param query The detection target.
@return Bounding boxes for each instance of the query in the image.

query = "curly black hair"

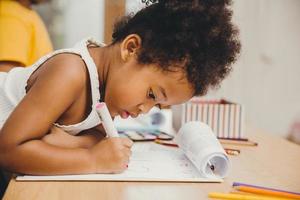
[112,0,241,96]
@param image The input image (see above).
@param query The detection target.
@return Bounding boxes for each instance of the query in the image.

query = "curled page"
[175,121,230,178]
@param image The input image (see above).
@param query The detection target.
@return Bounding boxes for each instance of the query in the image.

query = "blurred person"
[0,0,52,197]
[0,0,53,72]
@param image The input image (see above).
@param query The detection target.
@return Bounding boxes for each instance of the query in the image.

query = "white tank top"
[0,38,103,135]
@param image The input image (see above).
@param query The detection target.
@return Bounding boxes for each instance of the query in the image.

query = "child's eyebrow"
[159,86,168,101]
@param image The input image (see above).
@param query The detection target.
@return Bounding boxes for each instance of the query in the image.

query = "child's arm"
[0,54,132,175]
[42,125,106,149]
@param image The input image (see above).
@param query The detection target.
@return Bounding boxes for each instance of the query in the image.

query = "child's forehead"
[164,81,194,105]
[147,62,186,77]
[154,65,189,84]
[131,61,194,97]
[147,66,194,100]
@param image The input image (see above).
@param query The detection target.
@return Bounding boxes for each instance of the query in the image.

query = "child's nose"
[138,102,155,114]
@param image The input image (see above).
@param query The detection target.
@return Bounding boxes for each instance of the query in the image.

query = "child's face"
[104,58,194,119]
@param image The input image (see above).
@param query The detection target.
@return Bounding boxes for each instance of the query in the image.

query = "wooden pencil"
[234,186,300,199]
[219,139,258,146]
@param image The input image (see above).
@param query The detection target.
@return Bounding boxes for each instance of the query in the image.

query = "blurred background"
[34,0,300,139]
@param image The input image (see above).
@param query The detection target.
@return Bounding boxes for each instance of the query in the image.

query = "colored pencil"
[225,149,240,155]
[154,140,241,156]
[208,192,291,200]
[224,148,240,153]
[154,139,179,147]
[234,186,300,199]
[219,139,258,146]
[218,137,249,141]
[233,182,300,196]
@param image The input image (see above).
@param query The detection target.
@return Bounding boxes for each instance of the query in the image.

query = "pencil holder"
[181,98,245,139]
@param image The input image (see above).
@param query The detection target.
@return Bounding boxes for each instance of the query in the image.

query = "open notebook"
[16,122,229,182]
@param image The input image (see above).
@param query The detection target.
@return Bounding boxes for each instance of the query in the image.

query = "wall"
[62,0,104,48]
[209,0,300,136]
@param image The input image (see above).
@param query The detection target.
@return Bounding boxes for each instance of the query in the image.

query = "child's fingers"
[121,138,133,148]
[123,148,132,157]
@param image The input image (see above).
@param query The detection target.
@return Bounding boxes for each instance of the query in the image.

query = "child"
[0,0,240,176]
[0,0,53,71]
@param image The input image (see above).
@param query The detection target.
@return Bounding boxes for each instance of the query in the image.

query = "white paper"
[17,122,228,182]
[16,142,222,182]
[176,121,230,179]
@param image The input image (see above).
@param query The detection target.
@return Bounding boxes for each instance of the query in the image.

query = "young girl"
[0,0,240,175]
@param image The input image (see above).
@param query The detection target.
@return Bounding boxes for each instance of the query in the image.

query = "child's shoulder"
[41,52,87,81]
[31,52,89,93]
[47,52,86,71]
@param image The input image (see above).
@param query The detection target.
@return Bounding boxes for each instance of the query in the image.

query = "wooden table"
[3,129,300,200]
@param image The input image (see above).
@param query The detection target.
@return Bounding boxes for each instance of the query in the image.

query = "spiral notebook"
[16,122,229,183]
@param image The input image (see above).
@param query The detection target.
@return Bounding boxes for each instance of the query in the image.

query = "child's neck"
[88,44,120,101]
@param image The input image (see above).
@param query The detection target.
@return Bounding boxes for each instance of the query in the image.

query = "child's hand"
[89,137,133,174]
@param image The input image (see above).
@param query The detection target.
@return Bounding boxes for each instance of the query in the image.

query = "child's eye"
[148,88,156,100]
[156,104,162,110]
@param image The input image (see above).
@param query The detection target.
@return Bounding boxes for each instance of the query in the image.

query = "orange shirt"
[0,0,53,66]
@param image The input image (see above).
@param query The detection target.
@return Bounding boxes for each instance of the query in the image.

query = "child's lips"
[120,111,130,119]
[120,110,138,119]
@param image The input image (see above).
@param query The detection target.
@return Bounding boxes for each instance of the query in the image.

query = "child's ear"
[120,34,142,62]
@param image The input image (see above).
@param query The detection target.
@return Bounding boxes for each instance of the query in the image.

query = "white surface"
[63,0,104,47]
[176,122,229,178]
[16,142,222,183]
[211,0,300,136]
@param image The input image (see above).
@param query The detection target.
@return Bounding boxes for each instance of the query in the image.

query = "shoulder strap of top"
[73,38,103,106]
[29,48,82,72]
[27,38,104,134]
[52,38,104,134]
